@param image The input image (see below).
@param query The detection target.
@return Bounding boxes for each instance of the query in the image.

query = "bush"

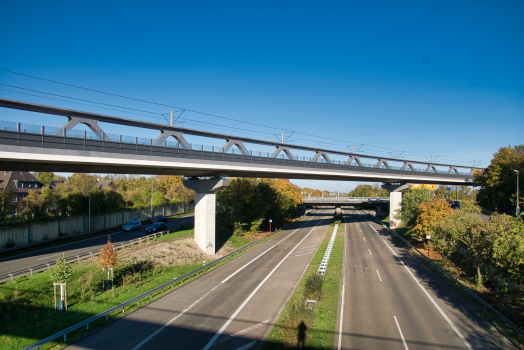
[303,273,323,299]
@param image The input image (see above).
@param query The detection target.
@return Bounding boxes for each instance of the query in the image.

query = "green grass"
[0,227,200,350]
[263,215,344,349]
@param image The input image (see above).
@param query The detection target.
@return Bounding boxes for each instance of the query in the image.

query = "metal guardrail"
[318,223,338,275]
[0,126,474,180]
[1,229,178,282]
[20,220,296,350]
[0,212,194,255]
[362,210,524,340]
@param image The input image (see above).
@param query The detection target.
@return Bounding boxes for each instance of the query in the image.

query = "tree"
[50,253,72,283]
[414,197,453,237]
[33,172,54,186]
[475,145,524,214]
[98,236,118,289]
[0,188,16,220]
[487,214,524,286]
[394,188,431,227]
[432,200,483,258]
[50,253,72,311]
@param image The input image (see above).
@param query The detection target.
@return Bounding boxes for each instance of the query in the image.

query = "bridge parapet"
[0,98,482,179]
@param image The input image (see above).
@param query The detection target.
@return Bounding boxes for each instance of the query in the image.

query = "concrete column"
[390,192,402,229]
[183,178,230,254]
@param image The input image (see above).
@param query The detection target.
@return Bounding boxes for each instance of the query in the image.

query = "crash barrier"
[20,214,310,350]
[362,210,524,340]
[317,223,338,275]
[0,227,188,282]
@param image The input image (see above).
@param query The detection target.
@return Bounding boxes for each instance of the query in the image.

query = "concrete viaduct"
[0,98,482,254]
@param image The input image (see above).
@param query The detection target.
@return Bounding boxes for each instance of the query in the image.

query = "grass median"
[0,217,297,350]
[263,214,344,349]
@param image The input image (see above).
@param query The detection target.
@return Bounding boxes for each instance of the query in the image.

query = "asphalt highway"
[334,208,517,350]
[0,214,195,278]
[65,208,333,350]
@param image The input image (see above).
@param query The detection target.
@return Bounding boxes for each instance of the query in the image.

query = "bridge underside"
[0,144,471,185]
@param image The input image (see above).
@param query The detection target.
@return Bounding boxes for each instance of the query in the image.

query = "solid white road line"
[202,218,327,350]
[222,215,316,283]
[368,249,372,256]
[130,285,220,350]
[214,319,270,345]
[131,211,324,350]
[376,270,382,282]
[234,341,257,350]
[394,316,409,350]
[337,210,347,350]
[382,240,473,350]
[36,254,59,261]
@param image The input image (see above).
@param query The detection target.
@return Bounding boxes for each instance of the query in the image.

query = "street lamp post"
[88,178,99,233]
[515,170,520,216]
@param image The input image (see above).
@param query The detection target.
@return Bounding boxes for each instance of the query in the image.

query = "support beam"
[447,167,458,174]
[425,164,437,172]
[183,178,230,254]
[222,139,250,156]
[152,130,190,149]
[313,152,331,163]
[271,146,295,160]
[375,159,390,169]
[345,155,363,166]
[401,162,415,171]
[53,116,112,141]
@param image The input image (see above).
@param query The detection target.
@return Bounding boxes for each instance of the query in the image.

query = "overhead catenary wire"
[0,68,483,164]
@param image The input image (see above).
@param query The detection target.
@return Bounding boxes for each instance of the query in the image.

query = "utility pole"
[515,170,520,216]
[281,131,284,143]
[353,144,355,153]
[151,179,154,219]
[170,110,174,126]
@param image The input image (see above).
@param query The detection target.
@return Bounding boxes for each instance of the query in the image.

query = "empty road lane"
[65,208,333,350]
[334,208,517,350]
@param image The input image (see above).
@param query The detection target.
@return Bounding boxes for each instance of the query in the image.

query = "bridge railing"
[0,120,473,178]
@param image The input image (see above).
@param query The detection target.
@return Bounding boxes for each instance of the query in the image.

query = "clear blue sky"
[1,1,523,192]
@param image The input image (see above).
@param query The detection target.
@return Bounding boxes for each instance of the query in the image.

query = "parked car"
[151,215,168,223]
[146,222,167,233]
[122,220,142,231]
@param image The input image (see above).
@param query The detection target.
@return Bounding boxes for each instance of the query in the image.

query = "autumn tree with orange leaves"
[414,197,453,237]
[98,236,118,288]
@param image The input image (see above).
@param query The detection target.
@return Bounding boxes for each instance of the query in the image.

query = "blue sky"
[0,1,523,192]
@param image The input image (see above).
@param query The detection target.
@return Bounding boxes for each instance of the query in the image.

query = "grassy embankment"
[0,214,300,350]
[378,214,524,348]
[263,214,344,349]
[0,211,194,260]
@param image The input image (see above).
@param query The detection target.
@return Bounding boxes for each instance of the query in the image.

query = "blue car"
[146,222,167,233]
[122,220,142,231]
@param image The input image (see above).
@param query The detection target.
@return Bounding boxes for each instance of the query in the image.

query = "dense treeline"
[474,145,524,215]
[2,173,194,224]
[395,189,524,293]
[349,184,389,197]
[216,178,303,238]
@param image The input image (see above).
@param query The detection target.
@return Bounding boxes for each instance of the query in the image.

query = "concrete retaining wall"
[0,202,194,249]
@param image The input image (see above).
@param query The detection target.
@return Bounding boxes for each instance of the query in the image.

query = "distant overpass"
[302,197,389,208]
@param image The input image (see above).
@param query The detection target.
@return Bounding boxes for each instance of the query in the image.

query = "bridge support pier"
[382,183,411,229]
[389,192,402,228]
[183,178,230,255]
